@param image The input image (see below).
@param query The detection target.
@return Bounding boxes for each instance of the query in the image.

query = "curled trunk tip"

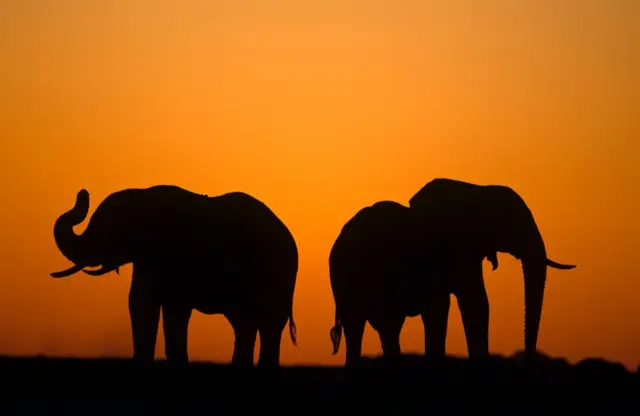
[52,189,92,276]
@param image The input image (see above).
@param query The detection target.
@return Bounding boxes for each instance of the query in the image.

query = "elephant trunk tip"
[77,188,90,200]
[523,258,547,358]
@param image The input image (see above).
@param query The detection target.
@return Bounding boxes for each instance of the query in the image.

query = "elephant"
[328,200,500,367]
[50,185,298,367]
[407,178,577,359]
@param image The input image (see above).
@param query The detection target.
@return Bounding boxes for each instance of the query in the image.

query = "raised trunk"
[51,190,91,275]
[522,252,547,358]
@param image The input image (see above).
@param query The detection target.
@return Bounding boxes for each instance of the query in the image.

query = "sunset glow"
[1,1,638,369]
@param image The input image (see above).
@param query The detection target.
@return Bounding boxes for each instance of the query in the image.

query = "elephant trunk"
[51,189,91,278]
[521,247,547,358]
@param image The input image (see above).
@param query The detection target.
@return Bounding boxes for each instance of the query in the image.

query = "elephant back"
[330,201,424,317]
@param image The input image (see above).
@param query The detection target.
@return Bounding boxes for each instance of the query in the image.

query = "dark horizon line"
[1,352,637,372]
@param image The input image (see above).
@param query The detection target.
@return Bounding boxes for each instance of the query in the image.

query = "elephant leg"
[342,316,366,368]
[455,261,490,358]
[257,315,288,368]
[228,314,258,367]
[375,315,405,366]
[128,270,161,364]
[162,304,192,365]
[421,290,451,360]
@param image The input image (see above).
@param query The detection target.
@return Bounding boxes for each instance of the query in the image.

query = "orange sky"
[1,1,639,369]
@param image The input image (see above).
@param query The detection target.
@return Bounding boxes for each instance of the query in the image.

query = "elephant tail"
[288,314,298,346]
[329,309,343,355]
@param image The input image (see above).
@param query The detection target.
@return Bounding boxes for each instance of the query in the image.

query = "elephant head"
[408,178,576,357]
[51,188,133,278]
[51,185,229,279]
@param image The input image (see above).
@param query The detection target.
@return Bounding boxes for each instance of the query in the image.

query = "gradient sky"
[1,1,638,369]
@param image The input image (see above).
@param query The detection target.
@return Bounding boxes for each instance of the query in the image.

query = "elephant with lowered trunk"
[51,185,298,367]
[408,178,577,359]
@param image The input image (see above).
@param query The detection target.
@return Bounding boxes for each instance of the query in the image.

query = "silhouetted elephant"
[50,185,298,367]
[408,178,577,359]
[328,200,500,367]
[329,201,422,367]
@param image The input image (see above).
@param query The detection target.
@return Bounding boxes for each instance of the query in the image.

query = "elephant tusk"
[50,264,85,278]
[82,264,119,276]
[546,258,577,270]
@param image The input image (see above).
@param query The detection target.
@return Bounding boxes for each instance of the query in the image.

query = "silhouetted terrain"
[0,352,637,414]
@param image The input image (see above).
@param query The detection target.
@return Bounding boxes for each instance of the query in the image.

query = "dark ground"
[0,352,638,415]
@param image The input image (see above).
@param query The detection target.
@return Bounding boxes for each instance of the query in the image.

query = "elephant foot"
[231,354,256,369]
[131,354,156,370]
[256,360,281,371]
[467,354,492,371]
[164,356,190,368]
[423,352,448,372]
[380,353,404,368]
[344,355,365,371]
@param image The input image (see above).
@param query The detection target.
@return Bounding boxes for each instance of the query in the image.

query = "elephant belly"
[190,272,256,316]
[401,289,423,317]
[193,302,225,315]
[399,277,424,317]
[363,288,422,319]
[191,288,241,315]
[403,303,422,318]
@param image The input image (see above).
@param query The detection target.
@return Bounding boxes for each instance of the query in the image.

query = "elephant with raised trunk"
[328,200,499,367]
[51,185,298,367]
[408,178,577,359]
